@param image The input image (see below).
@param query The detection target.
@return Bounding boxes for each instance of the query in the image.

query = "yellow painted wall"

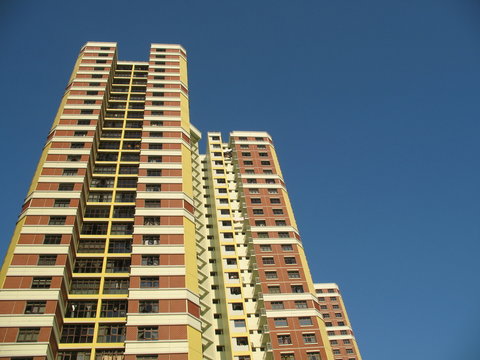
[179,56,188,88]
[0,217,26,287]
[184,218,199,294]
[187,326,203,360]
[180,93,191,133]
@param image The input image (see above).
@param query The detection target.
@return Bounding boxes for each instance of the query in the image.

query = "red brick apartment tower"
[0,42,203,360]
[228,132,334,360]
[314,284,362,360]
[0,41,362,360]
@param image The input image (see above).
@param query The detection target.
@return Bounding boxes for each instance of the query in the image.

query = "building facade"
[314,284,361,360]
[0,42,361,360]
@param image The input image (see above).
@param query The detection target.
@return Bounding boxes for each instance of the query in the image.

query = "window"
[103,279,129,294]
[97,324,125,342]
[146,184,161,192]
[43,234,62,245]
[288,271,301,279]
[291,285,304,293]
[81,222,108,235]
[303,333,317,343]
[261,161,270,165]
[280,355,295,360]
[274,318,288,327]
[330,340,338,345]
[270,198,281,204]
[268,286,281,294]
[106,258,130,272]
[231,303,243,311]
[271,301,284,310]
[109,240,131,253]
[295,300,308,309]
[260,245,271,252]
[346,349,354,354]
[299,317,313,326]
[340,330,348,335]
[268,188,278,194]
[143,235,160,245]
[139,300,158,313]
[265,271,278,279]
[307,352,321,360]
[262,257,275,265]
[137,326,158,341]
[17,328,40,342]
[54,199,70,207]
[277,334,292,344]
[24,301,46,314]
[61,324,94,343]
[278,232,290,238]
[67,155,81,161]
[74,258,103,273]
[78,240,105,253]
[66,301,97,318]
[31,277,51,288]
[140,277,159,288]
[142,255,159,266]
[335,313,342,318]
[145,199,161,208]
[333,350,341,355]
[71,142,85,148]
[136,356,156,360]
[273,209,283,215]
[78,119,91,124]
[144,217,160,225]
[38,255,57,266]
[251,198,261,204]
[343,339,351,344]
[338,321,345,326]
[275,220,287,226]
[71,279,100,294]
[59,183,74,191]
[85,208,110,219]
[243,161,253,165]
[57,351,91,360]
[110,223,133,235]
[323,313,330,318]
[255,220,266,226]
[147,169,162,176]
[284,257,297,264]
[282,244,293,251]
[63,169,78,176]
[241,152,251,157]
[74,131,87,137]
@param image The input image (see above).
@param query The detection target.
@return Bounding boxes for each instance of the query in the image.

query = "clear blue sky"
[1,0,479,358]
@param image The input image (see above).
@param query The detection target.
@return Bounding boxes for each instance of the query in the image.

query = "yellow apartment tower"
[0,42,362,360]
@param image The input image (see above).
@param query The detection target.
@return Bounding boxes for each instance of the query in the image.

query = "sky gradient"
[1,1,479,359]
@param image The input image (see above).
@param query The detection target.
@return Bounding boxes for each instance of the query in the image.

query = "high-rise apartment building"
[0,42,361,360]
[314,284,361,360]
